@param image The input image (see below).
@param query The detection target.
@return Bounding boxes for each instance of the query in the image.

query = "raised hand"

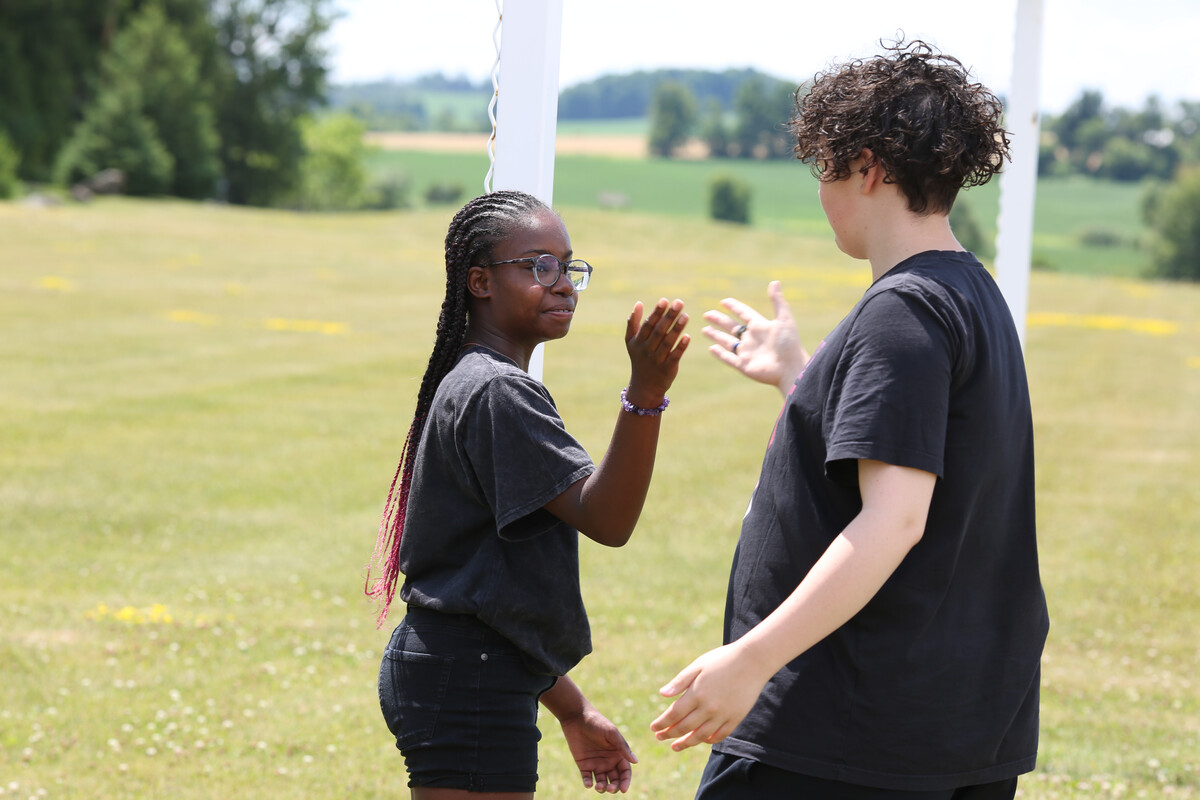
[702,281,808,396]
[624,298,690,408]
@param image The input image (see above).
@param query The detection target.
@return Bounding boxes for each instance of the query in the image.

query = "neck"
[462,328,533,372]
[865,207,963,282]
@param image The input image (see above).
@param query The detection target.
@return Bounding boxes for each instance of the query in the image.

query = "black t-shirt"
[716,251,1049,790]
[399,346,596,675]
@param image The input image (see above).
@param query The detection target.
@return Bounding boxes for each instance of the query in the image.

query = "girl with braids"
[368,190,689,798]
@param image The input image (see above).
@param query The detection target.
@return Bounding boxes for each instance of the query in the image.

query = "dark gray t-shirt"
[398,346,596,675]
[716,251,1049,790]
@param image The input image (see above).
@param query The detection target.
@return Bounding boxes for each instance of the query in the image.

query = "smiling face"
[466,208,579,365]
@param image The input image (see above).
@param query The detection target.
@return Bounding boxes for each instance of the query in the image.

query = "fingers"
[617,732,639,764]
[767,280,792,321]
[701,305,747,340]
[630,298,689,357]
[580,760,633,794]
[658,662,698,699]
[625,301,644,342]
[629,298,669,343]
[706,342,743,370]
[701,324,741,354]
[650,698,725,752]
[649,665,698,733]
[705,284,785,335]
[717,296,760,326]
[667,719,730,752]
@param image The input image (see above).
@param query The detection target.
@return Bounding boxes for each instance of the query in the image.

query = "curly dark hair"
[790,38,1010,214]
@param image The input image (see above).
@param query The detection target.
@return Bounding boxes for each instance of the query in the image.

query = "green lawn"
[1,198,1196,798]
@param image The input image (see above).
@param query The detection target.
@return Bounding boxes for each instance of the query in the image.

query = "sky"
[327,0,1200,115]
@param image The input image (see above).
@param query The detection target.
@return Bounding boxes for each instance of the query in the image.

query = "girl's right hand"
[624,298,689,407]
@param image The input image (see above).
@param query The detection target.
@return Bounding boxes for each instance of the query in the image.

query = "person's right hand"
[702,281,808,396]
[624,298,689,408]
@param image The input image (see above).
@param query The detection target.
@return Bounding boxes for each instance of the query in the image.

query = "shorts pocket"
[378,647,454,749]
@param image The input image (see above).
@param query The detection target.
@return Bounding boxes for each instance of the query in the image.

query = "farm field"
[1,197,1197,798]
[365,140,1151,278]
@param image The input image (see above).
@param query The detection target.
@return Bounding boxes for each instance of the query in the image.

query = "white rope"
[484,0,502,194]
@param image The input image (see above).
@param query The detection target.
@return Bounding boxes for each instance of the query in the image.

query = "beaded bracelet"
[620,387,670,416]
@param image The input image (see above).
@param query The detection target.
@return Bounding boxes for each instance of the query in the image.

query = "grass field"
[1,197,1197,799]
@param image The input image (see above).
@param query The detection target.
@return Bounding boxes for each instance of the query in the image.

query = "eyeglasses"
[488,253,593,291]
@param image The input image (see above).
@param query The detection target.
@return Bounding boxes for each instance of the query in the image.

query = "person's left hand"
[649,642,771,752]
[560,708,638,793]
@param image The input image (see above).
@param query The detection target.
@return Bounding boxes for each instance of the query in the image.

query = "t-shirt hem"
[495,463,596,534]
[826,441,943,479]
[714,738,1037,792]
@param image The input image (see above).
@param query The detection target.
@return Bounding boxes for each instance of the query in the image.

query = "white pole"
[493,0,564,381]
[994,0,1045,348]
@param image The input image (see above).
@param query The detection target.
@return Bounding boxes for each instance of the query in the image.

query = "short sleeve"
[463,372,595,540]
[823,285,957,485]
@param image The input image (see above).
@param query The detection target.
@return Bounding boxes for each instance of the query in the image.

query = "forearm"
[539,674,590,722]
[739,461,932,674]
[546,402,664,547]
[579,406,664,539]
[739,509,917,673]
[650,461,934,751]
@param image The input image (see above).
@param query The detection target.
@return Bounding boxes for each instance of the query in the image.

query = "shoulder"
[443,349,542,394]
[858,251,991,324]
[871,250,984,297]
[443,350,559,421]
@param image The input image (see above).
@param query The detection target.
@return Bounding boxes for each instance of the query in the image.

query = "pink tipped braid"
[365,422,419,626]
[364,190,549,627]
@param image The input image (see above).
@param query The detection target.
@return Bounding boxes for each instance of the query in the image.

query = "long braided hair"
[366,190,552,625]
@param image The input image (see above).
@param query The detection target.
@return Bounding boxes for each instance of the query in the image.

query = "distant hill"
[558,67,795,119]
[328,68,797,131]
[326,76,491,132]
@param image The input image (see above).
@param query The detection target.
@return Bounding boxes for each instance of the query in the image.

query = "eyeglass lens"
[532,254,590,290]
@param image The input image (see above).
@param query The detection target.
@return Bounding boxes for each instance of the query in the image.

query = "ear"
[466,265,490,299]
[858,148,885,194]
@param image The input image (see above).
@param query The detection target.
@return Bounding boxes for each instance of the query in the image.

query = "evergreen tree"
[0,2,116,181]
[54,3,220,197]
[732,78,795,159]
[106,4,220,197]
[208,0,335,205]
[1053,90,1105,151]
[701,99,732,159]
[54,82,175,195]
[648,82,697,158]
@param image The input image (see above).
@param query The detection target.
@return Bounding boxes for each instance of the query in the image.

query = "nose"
[550,268,575,294]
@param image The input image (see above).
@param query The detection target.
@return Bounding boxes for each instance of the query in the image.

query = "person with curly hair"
[651,40,1048,800]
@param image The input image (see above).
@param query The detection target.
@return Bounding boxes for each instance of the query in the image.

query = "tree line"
[0,0,378,209]
[3,36,1198,280]
[640,77,1200,279]
[647,78,1200,178]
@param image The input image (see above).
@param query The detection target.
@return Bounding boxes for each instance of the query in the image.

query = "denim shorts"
[378,605,558,792]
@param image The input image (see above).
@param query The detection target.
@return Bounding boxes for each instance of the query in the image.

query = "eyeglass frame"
[487,253,593,291]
